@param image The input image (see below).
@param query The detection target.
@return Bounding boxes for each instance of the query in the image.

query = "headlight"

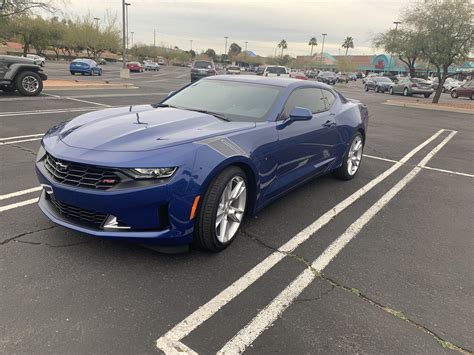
[129,167,177,179]
[36,145,46,162]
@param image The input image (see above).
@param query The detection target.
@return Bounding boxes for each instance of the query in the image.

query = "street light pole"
[245,41,248,52]
[320,33,327,69]
[120,0,128,77]
[130,31,134,48]
[390,21,402,74]
[125,2,131,49]
[224,36,228,55]
[190,39,193,51]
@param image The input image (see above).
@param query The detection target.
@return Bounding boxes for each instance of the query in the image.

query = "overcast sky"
[61,0,413,57]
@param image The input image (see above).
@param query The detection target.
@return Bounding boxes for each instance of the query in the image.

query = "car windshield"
[412,78,428,84]
[228,66,239,70]
[378,77,392,82]
[194,61,212,69]
[161,80,282,122]
[129,62,139,65]
[266,67,286,74]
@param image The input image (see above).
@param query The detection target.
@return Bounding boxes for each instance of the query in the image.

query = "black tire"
[15,71,43,96]
[70,71,75,75]
[403,87,409,96]
[451,90,458,99]
[424,93,431,98]
[375,86,379,93]
[389,87,394,95]
[195,166,247,252]
[333,132,364,180]
[365,85,369,92]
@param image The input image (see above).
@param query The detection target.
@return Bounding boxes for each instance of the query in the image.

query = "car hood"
[57,105,255,152]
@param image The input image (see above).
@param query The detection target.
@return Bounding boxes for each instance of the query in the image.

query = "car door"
[266,87,340,198]
[458,81,473,97]
[393,78,406,93]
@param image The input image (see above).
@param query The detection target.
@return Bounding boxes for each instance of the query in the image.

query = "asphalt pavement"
[1,62,473,354]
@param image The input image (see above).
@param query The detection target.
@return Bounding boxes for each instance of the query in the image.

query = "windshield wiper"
[185,109,231,122]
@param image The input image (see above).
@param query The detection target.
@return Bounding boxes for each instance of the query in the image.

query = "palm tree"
[278,39,287,58]
[308,37,318,56]
[342,36,354,56]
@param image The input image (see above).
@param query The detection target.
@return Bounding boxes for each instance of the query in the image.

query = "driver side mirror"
[289,107,313,121]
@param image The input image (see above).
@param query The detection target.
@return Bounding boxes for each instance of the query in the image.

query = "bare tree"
[0,0,56,18]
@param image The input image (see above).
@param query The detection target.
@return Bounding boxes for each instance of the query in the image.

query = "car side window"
[281,88,326,119]
[322,90,336,110]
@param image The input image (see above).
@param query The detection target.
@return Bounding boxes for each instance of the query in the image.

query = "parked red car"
[126,62,144,73]
[289,71,308,80]
[451,80,474,99]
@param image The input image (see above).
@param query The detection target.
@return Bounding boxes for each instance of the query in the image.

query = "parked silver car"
[144,61,160,71]
[389,77,434,98]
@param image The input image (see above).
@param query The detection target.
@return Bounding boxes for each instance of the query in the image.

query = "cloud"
[62,0,411,56]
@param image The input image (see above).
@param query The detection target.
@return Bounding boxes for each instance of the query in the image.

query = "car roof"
[204,75,330,89]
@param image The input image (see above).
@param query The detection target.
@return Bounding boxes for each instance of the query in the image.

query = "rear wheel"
[365,85,369,92]
[15,71,42,96]
[389,87,394,95]
[403,88,409,96]
[195,166,247,252]
[375,86,379,93]
[424,93,431,98]
[333,132,364,180]
[451,90,458,99]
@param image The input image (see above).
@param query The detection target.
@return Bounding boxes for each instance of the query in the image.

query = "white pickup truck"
[263,65,289,78]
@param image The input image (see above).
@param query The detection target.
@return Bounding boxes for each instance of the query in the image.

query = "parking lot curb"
[384,100,473,115]
[43,80,137,90]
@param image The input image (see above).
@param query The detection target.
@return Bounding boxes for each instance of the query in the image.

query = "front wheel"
[15,71,43,96]
[424,93,431,98]
[375,86,379,93]
[195,166,247,252]
[451,90,458,99]
[365,85,369,92]
[403,88,409,96]
[389,87,394,95]
[333,132,364,180]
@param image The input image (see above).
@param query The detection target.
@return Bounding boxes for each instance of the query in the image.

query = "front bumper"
[35,162,195,245]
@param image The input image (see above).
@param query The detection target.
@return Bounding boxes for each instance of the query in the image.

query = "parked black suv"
[190,60,217,82]
[0,55,47,96]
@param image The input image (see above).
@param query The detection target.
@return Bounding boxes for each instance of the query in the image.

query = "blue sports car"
[35,76,368,251]
[70,58,102,76]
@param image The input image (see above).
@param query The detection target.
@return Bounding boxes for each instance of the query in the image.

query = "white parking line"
[0,187,42,201]
[0,106,118,117]
[0,198,39,212]
[155,128,448,353]
[421,165,474,178]
[0,133,44,141]
[63,97,111,107]
[363,154,398,163]
[218,130,457,354]
[0,137,42,145]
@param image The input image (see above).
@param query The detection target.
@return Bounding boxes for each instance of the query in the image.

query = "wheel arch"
[199,156,259,217]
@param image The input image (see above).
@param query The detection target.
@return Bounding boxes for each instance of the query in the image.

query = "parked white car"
[263,65,289,77]
[26,54,46,66]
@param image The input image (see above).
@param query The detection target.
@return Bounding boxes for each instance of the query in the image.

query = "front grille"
[49,195,108,227]
[44,154,120,190]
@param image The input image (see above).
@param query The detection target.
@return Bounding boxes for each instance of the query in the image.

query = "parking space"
[1,69,472,354]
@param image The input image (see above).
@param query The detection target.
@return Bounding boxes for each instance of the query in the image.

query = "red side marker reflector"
[190,195,200,220]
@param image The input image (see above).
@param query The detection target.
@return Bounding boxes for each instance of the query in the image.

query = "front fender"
[4,64,42,80]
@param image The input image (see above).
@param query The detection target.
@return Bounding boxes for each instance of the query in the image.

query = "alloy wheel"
[347,135,363,176]
[21,76,39,93]
[215,176,247,243]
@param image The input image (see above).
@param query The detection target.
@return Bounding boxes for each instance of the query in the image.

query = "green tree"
[373,29,423,77]
[404,0,473,103]
[10,16,51,56]
[342,36,354,55]
[0,0,55,18]
[228,42,241,57]
[205,48,217,61]
[278,39,287,58]
[308,37,317,56]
